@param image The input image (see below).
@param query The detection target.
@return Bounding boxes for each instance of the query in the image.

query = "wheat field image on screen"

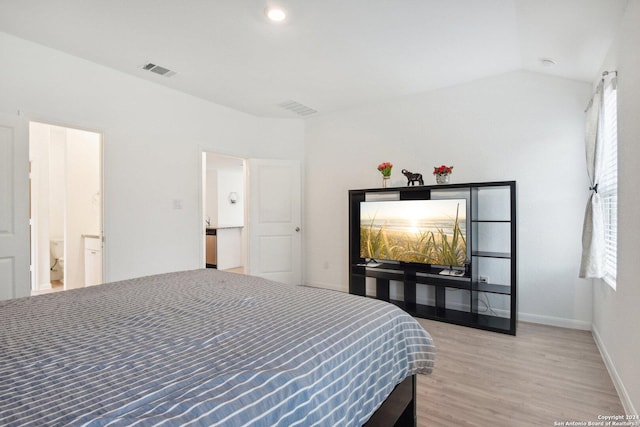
[360,199,467,267]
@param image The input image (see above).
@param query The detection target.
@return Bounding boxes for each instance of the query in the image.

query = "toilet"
[49,239,64,284]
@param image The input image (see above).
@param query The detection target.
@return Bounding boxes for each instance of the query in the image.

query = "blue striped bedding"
[0,269,435,426]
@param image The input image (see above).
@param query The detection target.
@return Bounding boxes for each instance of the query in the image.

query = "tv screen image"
[360,199,467,267]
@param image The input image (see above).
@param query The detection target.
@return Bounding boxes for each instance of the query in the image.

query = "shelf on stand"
[389,300,512,333]
[472,282,512,295]
[472,251,511,259]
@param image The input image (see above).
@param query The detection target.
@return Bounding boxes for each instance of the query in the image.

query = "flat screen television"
[360,199,467,269]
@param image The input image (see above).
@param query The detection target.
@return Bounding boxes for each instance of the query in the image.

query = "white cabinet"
[216,227,243,270]
[84,236,102,286]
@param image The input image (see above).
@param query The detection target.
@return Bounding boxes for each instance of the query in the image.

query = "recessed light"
[265,6,287,22]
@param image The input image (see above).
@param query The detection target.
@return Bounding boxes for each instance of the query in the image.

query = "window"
[600,77,618,288]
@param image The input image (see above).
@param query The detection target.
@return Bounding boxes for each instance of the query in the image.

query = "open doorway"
[29,122,103,294]
[202,152,246,274]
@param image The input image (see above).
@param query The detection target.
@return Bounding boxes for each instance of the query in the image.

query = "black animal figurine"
[401,169,424,186]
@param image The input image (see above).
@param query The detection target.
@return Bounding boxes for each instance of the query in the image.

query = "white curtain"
[579,82,605,278]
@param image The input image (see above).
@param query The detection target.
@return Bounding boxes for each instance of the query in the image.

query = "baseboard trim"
[304,281,347,293]
[518,312,591,331]
[592,325,637,416]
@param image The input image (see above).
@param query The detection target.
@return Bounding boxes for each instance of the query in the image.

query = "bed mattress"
[0,269,434,426]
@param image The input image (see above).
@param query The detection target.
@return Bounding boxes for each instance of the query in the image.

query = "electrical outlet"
[478,276,489,284]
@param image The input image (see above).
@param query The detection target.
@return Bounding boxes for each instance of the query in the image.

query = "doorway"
[202,152,247,274]
[199,151,302,285]
[29,122,103,294]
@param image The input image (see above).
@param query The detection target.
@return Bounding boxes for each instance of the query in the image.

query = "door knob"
[295,227,300,232]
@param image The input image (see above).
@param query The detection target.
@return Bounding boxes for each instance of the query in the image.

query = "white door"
[0,114,30,300]
[248,159,302,285]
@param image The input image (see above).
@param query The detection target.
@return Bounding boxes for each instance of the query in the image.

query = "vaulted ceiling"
[0,0,629,117]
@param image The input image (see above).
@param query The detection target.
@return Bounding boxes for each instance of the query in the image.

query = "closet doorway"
[29,122,103,294]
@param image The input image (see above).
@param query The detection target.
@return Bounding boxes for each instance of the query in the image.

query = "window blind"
[600,78,617,288]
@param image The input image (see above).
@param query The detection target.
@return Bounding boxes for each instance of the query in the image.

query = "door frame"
[26,115,106,292]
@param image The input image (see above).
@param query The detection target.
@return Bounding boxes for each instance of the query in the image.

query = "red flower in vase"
[433,165,453,176]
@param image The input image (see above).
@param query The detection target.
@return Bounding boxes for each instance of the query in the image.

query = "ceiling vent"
[141,63,176,77]
[278,100,317,116]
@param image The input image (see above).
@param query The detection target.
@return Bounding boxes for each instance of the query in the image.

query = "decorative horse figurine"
[401,169,424,186]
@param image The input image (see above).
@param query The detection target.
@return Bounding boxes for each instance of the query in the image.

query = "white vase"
[382,176,391,188]
[435,174,450,184]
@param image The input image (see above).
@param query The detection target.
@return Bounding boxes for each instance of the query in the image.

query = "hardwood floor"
[416,319,624,427]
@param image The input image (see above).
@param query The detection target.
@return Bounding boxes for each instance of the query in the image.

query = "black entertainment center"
[349,181,517,335]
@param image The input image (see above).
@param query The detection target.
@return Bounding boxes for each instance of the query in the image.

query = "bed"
[0,269,435,426]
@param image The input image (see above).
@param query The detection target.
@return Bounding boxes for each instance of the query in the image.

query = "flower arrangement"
[433,165,453,176]
[377,162,393,177]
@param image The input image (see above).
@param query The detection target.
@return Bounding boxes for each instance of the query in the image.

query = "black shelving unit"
[349,181,517,335]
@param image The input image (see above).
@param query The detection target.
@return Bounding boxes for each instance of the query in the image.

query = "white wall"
[0,31,304,282]
[66,128,100,289]
[205,171,218,226]
[205,167,244,228]
[49,127,65,241]
[592,0,640,415]
[216,170,244,228]
[305,70,593,328]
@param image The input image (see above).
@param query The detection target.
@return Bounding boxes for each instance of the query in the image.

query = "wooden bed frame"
[364,375,416,426]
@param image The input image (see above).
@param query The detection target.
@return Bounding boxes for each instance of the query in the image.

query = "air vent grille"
[278,100,317,116]
[141,63,176,77]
